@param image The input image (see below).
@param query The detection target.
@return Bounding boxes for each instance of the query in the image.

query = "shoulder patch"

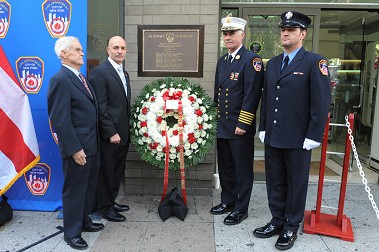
[319,59,329,76]
[252,58,262,72]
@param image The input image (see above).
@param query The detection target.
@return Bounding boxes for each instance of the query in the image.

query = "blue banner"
[0,0,87,211]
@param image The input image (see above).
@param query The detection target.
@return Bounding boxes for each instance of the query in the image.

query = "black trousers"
[217,138,254,213]
[264,145,312,232]
[97,143,129,212]
[62,152,100,238]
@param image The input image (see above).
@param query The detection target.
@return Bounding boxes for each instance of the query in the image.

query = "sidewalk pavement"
[0,181,378,252]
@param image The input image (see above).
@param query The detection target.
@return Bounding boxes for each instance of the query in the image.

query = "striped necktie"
[78,73,93,99]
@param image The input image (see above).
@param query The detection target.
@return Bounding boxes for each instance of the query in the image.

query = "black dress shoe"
[275,230,297,250]
[253,223,284,238]
[102,208,126,222]
[113,203,129,212]
[64,236,88,250]
[210,202,234,215]
[82,222,104,232]
[223,211,248,225]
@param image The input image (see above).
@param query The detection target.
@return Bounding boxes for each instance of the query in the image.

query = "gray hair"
[54,36,79,60]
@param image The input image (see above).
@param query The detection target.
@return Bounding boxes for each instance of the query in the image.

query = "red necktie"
[79,73,93,99]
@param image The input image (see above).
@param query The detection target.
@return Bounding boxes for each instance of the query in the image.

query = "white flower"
[197,137,203,143]
[197,98,203,104]
[191,143,198,150]
[185,149,192,156]
[203,114,209,122]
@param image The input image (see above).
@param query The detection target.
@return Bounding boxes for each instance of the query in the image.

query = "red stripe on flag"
[0,109,36,173]
[0,46,21,88]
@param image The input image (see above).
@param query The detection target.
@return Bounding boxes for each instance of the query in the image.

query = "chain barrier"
[345,115,379,220]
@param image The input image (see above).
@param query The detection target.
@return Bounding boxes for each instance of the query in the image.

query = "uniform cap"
[279,11,311,30]
[221,16,247,31]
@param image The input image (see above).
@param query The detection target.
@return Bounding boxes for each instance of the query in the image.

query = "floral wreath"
[130,77,217,170]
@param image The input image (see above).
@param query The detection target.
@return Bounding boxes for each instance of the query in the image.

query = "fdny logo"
[42,0,71,38]
[253,58,262,72]
[24,163,51,196]
[0,0,11,38]
[16,57,44,94]
[49,118,59,144]
[319,59,329,76]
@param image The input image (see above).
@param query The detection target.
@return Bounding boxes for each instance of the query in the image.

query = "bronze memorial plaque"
[138,25,204,77]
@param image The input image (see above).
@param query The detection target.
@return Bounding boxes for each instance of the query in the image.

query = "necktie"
[281,56,289,73]
[227,54,233,66]
[78,73,93,99]
[117,66,128,97]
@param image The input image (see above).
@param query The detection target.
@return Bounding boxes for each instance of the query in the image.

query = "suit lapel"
[106,61,128,100]
[278,47,306,81]
[62,66,94,102]
[218,46,246,87]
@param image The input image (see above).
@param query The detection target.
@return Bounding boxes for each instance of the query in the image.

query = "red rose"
[188,137,196,144]
[196,109,203,116]
[140,121,147,127]
[143,133,149,137]
[161,130,166,136]
[142,107,148,115]
[198,124,203,130]
[150,97,156,102]
[156,116,163,123]
[188,96,195,102]
[173,130,178,136]
[149,142,158,149]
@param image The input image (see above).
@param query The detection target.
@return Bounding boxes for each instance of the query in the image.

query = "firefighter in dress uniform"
[253,11,332,250]
[210,15,264,225]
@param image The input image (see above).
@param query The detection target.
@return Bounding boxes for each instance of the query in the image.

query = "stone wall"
[123,0,220,196]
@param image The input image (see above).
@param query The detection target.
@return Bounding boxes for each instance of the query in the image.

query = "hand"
[110,133,121,144]
[234,127,246,136]
[72,149,87,166]
[302,138,320,150]
[259,131,265,143]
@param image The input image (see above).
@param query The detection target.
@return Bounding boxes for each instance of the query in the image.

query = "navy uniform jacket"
[214,46,264,139]
[89,60,131,147]
[48,66,99,158]
[259,47,331,148]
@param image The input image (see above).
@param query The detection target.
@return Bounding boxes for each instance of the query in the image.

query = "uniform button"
[274,120,277,123]
[225,100,228,103]
[219,88,221,91]
[226,116,228,119]
[218,115,220,118]
[277,86,280,89]
[225,105,228,108]
[226,94,228,96]
[276,97,279,100]
[275,109,278,112]
[226,112,229,114]
[218,93,220,96]
[226,88,229,91]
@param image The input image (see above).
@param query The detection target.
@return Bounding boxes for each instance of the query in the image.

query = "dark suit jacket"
[89,60,131,146]
[259,47,332,148]
[214,46,264,139]
[47,66,99,158]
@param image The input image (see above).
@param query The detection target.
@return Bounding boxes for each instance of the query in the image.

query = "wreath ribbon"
[160,100,187,204]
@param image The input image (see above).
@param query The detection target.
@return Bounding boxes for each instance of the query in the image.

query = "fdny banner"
[0,0,87,211]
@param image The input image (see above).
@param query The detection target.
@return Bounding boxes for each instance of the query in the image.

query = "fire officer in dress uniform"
[210,15,264,225]
[253,11,331,250]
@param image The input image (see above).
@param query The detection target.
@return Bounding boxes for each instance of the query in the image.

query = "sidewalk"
[1,180,378,252]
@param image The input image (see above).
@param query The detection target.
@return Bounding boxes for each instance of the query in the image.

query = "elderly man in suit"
[89,36,131,222]
[210,16,264,225]
[253,11,331,250]
[47,36,104,250]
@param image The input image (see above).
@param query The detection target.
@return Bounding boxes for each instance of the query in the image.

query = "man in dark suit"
[253,11,331,250]
[89,36,131,222]
[210,16,264,225]
[47,36,104,250]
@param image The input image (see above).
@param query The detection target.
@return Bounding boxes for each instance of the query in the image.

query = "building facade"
[87,0,379,195]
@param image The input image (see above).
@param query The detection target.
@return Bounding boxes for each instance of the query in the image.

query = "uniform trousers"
[264,145,312,232]
[62,152,100,238]
[217,138,254,213]
[97,143,129,212]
